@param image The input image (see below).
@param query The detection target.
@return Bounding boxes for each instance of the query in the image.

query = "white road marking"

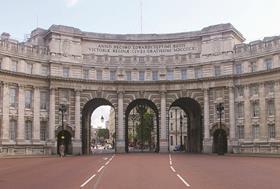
[170,166,176,173]
[97,166,105,173]
[170,160,172,165]
[104,157,108,160]
[177,174,191,187]
[80,174,96,188]
[105,161,110,165]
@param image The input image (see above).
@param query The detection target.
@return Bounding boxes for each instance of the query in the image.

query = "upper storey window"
[97,70,102,80]
[250,85,259,96]
[40,91,48,110]
[181,69,187,80]
[214,65,221,76]
[110,70,116,81]
[236,86,244,97]
[63,67,69,77]
[10,88,17,108]
[26,63,33,74]
[139,71,145,81]
[126,71,131,81]
[83,69,89,79]
[25,90,33,109]
[41,65,48,76]
[167,70,174,80]
[11,60,17,72]
[194,67,202,79]
[235,63,242,74]
[264,59,272,70]
[266,82,274,94]
[250,62,257,72]
[152,71,158,81]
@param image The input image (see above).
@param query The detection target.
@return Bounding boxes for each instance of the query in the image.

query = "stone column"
[116,91,125,152]
[74,90,81,140]
[229,87,236,139]
[203,88,211,153]
[228,86,236,153]
[73,89,82,154]
[244,85,251,140]
[160,92,168,152]
[17,85,25,143]
[48,88,56,142]
[259,83,267,140]
[33,87,40,143]
[275,81,280,140]
[1,83,10,143]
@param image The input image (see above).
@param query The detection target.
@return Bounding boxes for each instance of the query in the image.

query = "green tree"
[97,128,109,139]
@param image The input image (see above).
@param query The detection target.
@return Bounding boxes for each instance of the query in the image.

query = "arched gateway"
[1,23,280,156]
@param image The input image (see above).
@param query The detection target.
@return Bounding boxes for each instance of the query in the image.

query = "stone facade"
[0,23,280,155]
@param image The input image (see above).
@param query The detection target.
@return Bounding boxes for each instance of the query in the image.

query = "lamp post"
[180,114,183,151]
[216,103,224,155]
[175,109,178,146]
[137,104,146,151]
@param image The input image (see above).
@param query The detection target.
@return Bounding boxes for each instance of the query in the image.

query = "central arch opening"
[82,98,116,155]
[125,99,159,153]
[169,98,202,153]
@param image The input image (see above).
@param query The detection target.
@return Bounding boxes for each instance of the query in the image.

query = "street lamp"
[180,113,183,151]
[101,115,104,123]
[216,103,224,155]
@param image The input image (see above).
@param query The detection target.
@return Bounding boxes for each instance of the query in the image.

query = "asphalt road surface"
[0,154,279,189]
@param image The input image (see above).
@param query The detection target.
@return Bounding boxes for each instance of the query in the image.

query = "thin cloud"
[64,0,80,7]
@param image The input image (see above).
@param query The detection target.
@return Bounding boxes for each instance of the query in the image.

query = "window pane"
[97,70,102,80]
[167,70,174,80]
[152,71,158,81]
[181,69,187,80]
[10,88,16,107]
[139,71,145,81]
[25,90,32,109]
[110,70,116,80]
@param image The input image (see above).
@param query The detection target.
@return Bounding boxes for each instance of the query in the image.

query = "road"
[0,154,279,189]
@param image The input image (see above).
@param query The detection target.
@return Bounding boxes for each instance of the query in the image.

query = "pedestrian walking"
[59,144,65,157]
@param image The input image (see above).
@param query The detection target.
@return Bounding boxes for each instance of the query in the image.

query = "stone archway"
[211,123,229,154]
[125,99,159,153]
[169,97,203,153]
[81,98,115,155]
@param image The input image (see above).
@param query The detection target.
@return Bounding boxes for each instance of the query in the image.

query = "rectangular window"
[250,62,257,72]
[126,71,131,81]
[268,124,276,139]
[252,125,260,139]
[235,63,242,74]
[110,70,116,80]
[264,59,272,70]
[237,125,244,139]
[267,100,275,116]
[25,90,32,109]
[40,91,48,110]
[266,82,274,94]
[26,63,33,74]
[152,71,158,81]
[25,121,32,140]
[236,103,244,118]
[252,101,260,117]
[9,120,17,141]
[139,71,145,81]
[96,70,102,80]
[10,88,17,107]
[167,70,174,80]
[83,69,89,79]
[181,69,187,80]
[194,67,202,79]
[40,121,48,141]
[41,65,48,76]
[170,123,173,131]
[63,67,69,77]
[214,65,221,76]
[170,136,173,146]
[11,60,17,72]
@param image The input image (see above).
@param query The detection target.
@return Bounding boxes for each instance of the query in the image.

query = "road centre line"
[97,165,105,173]
[105,161,110,165]
[170,166,176,173]
[80,174,96,188]
[177,174,191,187]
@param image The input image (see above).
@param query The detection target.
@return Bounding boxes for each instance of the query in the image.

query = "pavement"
[0,153,280,189]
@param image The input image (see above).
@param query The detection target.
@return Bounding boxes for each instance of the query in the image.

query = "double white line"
[80,155,115,188]
[169,154,191,187]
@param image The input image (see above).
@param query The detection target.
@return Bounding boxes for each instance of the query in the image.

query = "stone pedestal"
[203,139,213,153]
[116,140,125,153]
[159,140,169,153]
[72,140,82,155]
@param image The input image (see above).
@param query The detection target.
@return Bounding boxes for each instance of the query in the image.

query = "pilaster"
[17,84,25,143]
[116,91,125,152]
[203,88,212,153]
[244,85,251,140]
[160,91,168,152]
[229,86,236,139]
[259,83,267,140]
[33,87,40,143]
[74,89,81,141]
[48,88,56,142]
[275,81,280,139]
[1,83,10,142]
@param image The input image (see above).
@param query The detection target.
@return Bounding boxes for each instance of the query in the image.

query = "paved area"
[0,154,279,189]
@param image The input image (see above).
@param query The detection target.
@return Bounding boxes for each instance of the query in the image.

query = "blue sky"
[1,0,280,42]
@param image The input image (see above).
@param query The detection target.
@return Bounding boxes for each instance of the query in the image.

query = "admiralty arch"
[0,23,280,155]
